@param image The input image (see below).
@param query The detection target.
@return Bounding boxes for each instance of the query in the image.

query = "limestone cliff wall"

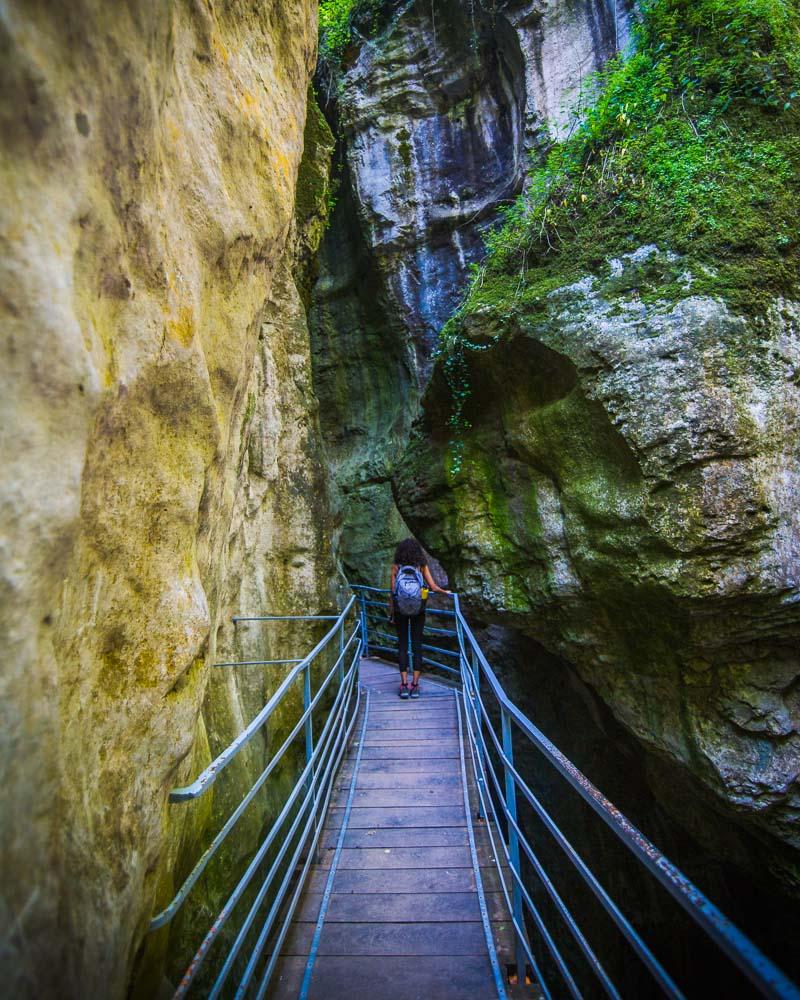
[310,0,800,937]
[311,0,632,580]
[396,247,800,894]
[0,3,338,997]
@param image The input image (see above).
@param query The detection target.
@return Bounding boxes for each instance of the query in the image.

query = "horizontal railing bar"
[244,672,366,1000]
[149,622,361,930]
[222,658,362,1000]
[362,601,456,619]
[360,643,460,677]
[368,642,398,657]
[372,616,459,638]
[421,641,459,659]
[425,624,459,637]
[357,588,457,610]
[460,688,575,1000]
[465,664,682,996]
[175,655,360,996]
[421,656,460,677]
[212,664,361,1000]
[232,615,340,622]
[454,598,799,1000]
[250,681,364,1000]
[213,658,303,667]
[469,693,624,1000]
[170,596,356,801]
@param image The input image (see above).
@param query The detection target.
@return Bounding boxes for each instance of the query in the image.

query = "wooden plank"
[351,787,462,808]
[288,954,496,1000]
[362,741,459,751]
[364,727,458,738]
[368,705,455,715]
[364,726,458,743]
[361,746,460,760]
[293,890,485,924]
[369,705,456,714]
[355,772,462,789]
[307,866,476,894]
[322,826,470,849]
[327,805,467,829]
[285,920,489,957]
[292,890,512,924]
[358,758,460,774]
[364,732,459,743]
[335,846,472,870]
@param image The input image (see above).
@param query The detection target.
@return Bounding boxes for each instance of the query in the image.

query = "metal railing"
[150,584,798,1000]
[352,584,461,679]
[149,597,362,998]
[353,584,800,1000]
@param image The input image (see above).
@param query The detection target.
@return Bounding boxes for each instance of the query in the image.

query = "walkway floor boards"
[269,658,531,1000]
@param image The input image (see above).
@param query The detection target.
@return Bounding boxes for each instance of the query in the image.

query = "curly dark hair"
[393,537,427,567]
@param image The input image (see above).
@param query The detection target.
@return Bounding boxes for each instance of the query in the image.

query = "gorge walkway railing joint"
[149,587,800,1000]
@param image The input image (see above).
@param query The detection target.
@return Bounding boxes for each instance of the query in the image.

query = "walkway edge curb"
[456,689,508,1000]
[299,688,371,999]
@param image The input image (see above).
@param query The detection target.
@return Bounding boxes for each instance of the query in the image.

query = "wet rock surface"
[311,0,631,579]
[395,246,800,891]
[478,624,800,994]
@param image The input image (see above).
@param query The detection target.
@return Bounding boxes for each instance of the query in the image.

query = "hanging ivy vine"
[435,309,501,477]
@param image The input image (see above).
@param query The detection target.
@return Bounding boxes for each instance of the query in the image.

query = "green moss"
[294,89,336,306]
[459,0,799,312]
[318,0,386,81]
[294,90,335,230]
[434,0,800,453]
[396,126,412,171]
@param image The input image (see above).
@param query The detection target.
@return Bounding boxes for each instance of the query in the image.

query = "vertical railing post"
[359,592,370,658]
[338,614,345,688]
[455,595,485,822]
[502,706,528,985]
[470,646,486,821]
[302,658,319,862]
[303,661,314,772]
[471,645,480,693]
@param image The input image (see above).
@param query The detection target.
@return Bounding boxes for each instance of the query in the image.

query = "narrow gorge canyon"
[1,0,798,997]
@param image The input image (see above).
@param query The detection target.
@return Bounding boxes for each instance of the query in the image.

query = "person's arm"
[422,564,451,594]
[388,564,397,621]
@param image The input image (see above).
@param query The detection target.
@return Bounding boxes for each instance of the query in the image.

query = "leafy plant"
[318,0,383,83]
[437,0,800,469]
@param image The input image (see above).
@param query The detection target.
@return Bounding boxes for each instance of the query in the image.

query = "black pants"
[396,609,426,674]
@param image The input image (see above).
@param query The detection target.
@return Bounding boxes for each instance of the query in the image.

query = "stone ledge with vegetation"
[396,0,800,894]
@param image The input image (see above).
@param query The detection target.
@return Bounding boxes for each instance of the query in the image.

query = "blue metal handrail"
[353,583,800,1000]
[148,599,362,998]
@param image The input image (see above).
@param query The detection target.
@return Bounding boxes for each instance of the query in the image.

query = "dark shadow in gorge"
[475,623,800,999]
[309,0,530,581]
[309,142,416,582]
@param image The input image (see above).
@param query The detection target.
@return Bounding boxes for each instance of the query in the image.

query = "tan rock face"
[0,2,336,997]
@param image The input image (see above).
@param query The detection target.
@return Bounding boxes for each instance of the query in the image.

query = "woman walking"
[388,538,450,699]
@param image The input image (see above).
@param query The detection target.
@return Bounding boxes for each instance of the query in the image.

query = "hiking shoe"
[399,682,410,699]
[410,682,420,699]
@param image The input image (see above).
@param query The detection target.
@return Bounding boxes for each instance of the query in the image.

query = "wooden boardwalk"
[271,658,523,1000]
